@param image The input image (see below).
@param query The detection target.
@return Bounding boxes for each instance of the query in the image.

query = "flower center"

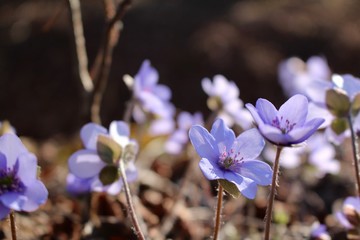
[0,168,26,195]
[207,96,223,111]
[272,116,296,133]
[218,146,243,171]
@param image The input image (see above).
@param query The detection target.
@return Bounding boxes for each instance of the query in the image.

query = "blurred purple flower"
[133,60,171,113]
[165,111,204,155]
[0,134,48,219]
[336,196,360,229]
[202,75,253,130]
[263,132,340,177]
[310,223,331,240]
[130,60,175,136]
[278,56,331,97]
[332,74,360,99]
[68,121,138,195]
[307,133,340,177]
[245,94,324,146]
[263,143,303,169]
[307,74,360,144]
[66,173,93,195]
[189,118,272,199]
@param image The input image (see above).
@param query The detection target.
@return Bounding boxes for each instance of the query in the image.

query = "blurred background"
[1,1,360,239]
[1,0,360,139]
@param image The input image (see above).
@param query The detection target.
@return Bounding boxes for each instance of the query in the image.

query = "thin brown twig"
[42,1,66,32]
[90,0,133,124]
[68,0,94,92]
[89,0,116,82]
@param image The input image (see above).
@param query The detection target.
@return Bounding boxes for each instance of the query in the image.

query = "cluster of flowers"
[2,56,360,239]
[278,56,360,237]
[67,59,343,238]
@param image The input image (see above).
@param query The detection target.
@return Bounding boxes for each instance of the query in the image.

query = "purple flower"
[165,111,204,155]
[336,196,360,229]
[306,74,360,144]
[68,121,138,195]
[66,173,93,195]
[307,133,340,177]
[263,144,303,169]
[332,74,360,100]
[133,60,171,104]
[245,94,324,146]
[0,134,48,219]
[129,60,175,136]
[202,75,253,130]
[278,56,331,97]
[310,223,331,240]
[263,132,340,177]
[188,118,272,199]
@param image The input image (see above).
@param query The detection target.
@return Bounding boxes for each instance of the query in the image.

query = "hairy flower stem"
[9,211,17,240]
[264,146,283,240]
[213,183,223,240]
[119,160,145,240]
[348,114,360,197]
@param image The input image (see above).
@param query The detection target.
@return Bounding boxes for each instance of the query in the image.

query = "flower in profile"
[245,94,324,146]
[68,121,138,195]
[0,134,48,219]
[336,196,360,234]
[165,111,203,155]
[201,75,253,130]
[124,60,175,136]
[189,118,272,199]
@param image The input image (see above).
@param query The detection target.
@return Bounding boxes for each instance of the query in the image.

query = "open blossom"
[245,94,324,146]
[0,134,48,219]
[201,75,253,130]
[336,196,360,230]
[68,121,138,195]
[165,111,203,155]
[130,60,175,135]
[189,118,272,199]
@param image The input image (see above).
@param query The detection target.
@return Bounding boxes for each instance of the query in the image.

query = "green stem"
[9,211,17,240]
[264,146,283,240]
[348,115,360,197]
[119,160,146,240]
[213,182,223,240]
